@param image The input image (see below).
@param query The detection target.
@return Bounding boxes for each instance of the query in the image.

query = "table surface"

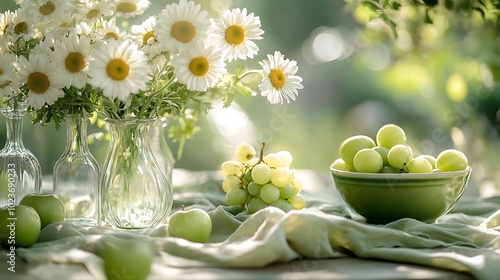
[0,169,486,280]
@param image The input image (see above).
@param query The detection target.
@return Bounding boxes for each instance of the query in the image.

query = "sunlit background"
[1,0,500,197]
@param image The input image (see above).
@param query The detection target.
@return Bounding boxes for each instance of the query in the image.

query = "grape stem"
[258,142,266,163]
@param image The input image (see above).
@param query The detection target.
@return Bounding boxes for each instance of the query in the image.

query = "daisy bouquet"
[0,0,304,147]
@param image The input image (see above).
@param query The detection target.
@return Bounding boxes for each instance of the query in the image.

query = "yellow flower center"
[106,59,130,81]
[142,30,155,46]
[171,21,195,43]
[39,1,56,16]
[269,69,286,89]
[0,80,11,89]
[0,68,3,76]
[189,57,209,77]
[65,52,86,73]
[116,2,137,13]
[225,25,245,45]
[27,72,50,94]
[87,9,100,20]
[14,22,28,35]
[104,32,119,40]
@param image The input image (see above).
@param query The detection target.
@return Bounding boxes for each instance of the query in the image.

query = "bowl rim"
[330,165,471,179]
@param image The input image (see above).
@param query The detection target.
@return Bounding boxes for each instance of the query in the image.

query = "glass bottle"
[0,103,42,207]
[100,118,173,229]
[53,113,99,226]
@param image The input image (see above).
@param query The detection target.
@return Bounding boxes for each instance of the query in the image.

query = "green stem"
[236,69,263,82]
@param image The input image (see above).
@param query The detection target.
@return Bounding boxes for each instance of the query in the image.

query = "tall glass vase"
[0,103,42,207]
[151,117,175,185]
[53,113,99,226]
[100,118,173,229]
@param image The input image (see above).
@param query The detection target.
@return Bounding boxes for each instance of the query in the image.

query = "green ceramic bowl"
[330,167,472,224]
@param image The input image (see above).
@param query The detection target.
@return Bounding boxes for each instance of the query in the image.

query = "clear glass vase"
[53,113,99,226]
[100,118,173,229]
[0,103,42,207]
[150,117,175,185]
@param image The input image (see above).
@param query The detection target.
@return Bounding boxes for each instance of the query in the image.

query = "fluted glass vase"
[53,113,99,226]
[0,103,42,207]
[151,117,175,185]
[100,118,173,229]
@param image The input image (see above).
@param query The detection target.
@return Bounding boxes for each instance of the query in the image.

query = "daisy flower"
[7,8,37,41]
[0,11,15,36]
[155,0,210,54]
[51,32,92,88]
[209,8,264,62]
[258,51,303,104]
[94,18,126,42]
[171,43,227,91]
[88,40,151,102]
[17,53,66,109]
[130,16,162,57]
[114,0,151,18]
[77,0,114,23]
[0,53,21,98]
[25,0,72,24]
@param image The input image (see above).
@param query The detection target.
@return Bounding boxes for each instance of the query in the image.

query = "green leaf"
[391,2,402,10]
[423,0,438,7]
[424,7,434,24]
[362,0,380,11]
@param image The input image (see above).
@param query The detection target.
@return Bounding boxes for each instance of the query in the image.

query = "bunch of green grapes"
[220,143,306,214]
[331,124,469,173]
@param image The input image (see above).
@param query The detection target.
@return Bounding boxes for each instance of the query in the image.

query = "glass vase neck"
[64,113,91,154]
[1,107,27,150]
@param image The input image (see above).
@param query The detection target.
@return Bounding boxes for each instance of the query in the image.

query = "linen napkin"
[1,170,499,280]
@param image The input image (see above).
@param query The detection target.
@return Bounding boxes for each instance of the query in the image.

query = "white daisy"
[114,0,151,18]
[171,43,227,91]
[77,0,114,23]
[7,8,37,41]
[209,8,264,62]
[51,32,92,88]
[0,53,21,98]
[94,18,126,42]
[44,11,74,38]
[17,53,66,109]
[130,16,162,57]
[258,51,303,104]
[0,11,15,36]
[155,0,210,54]
[25,0,72,25]
[88,40,151,102]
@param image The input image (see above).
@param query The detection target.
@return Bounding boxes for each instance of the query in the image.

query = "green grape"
[279,184,295,199]
[247,197,267,214]
[251,163,272,184]
[235,143,256,163]
[436,149,468,171]
[270,167,292,187]
[264,153,282,168]
[330,158,353,171]
[353,148,383,173]
[220,160,243,177]
[243,170,253,183]
[407,157,433,173]
[339,135,376,165]
[416,155,437,169]
[247,157,259,166]
[290,175,303,194]
[277,150,293,167]
[260,184,280,204]
[226,188,248,206]
[380,165,400,173]
[288,194,306,210]
[222,175,241,193]
[271,199,293,213]
[387,144,412,170]
[376,124,406,149]
[372,146,390,166]
[247,182,263,197]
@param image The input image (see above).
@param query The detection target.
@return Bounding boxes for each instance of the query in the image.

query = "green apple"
[20,193,66,228]
[101,238,154,280]
[0,205,41,248]
[168,207,212,243]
